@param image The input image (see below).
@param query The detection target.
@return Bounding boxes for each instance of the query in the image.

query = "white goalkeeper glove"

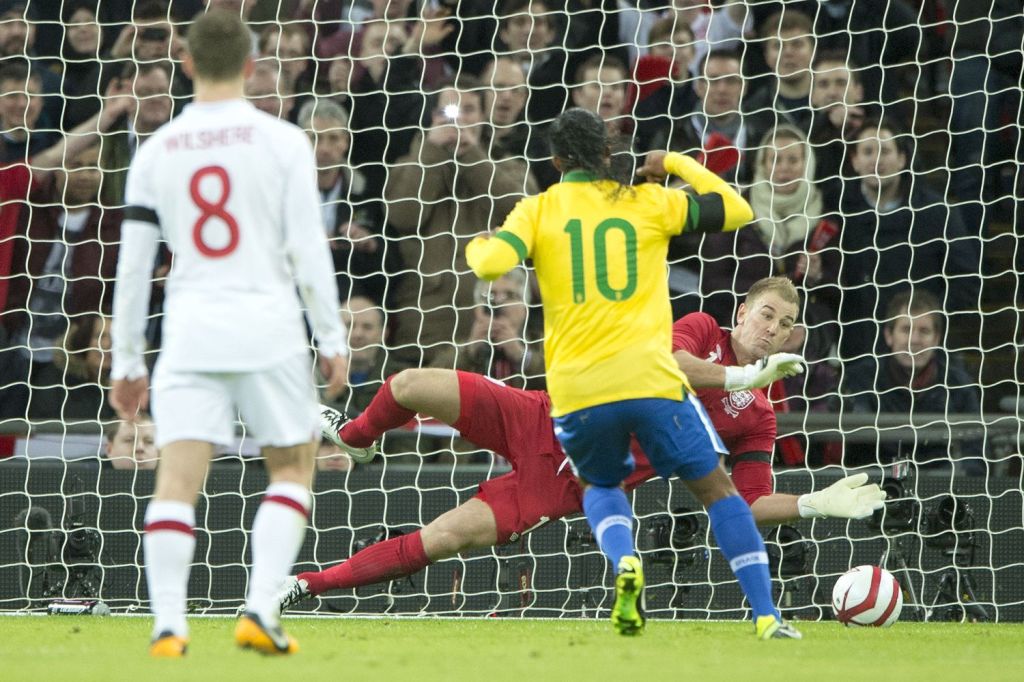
[797,473,887,519]
[723,352,804,391]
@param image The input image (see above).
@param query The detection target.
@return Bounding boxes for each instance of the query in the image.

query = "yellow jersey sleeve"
[466,196,537,281]
[663,152,754,232]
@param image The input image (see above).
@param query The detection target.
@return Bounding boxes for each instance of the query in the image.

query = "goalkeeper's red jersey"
[618,313,776,498]
[670,313,777,456]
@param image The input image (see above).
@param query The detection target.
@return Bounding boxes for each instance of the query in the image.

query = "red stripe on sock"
[264,495,309,517]
[300,530,430,594]
[144,520,194,536]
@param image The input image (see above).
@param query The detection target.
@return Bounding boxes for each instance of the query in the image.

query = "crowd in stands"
[1,0,1021,474]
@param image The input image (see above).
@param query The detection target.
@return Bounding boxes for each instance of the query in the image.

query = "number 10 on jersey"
[563,218,637,303]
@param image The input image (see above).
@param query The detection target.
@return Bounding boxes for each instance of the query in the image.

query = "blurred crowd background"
[0,0,1021,473]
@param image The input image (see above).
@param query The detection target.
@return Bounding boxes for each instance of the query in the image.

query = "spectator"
[334,18,440,197]
[743,10,815,135]
[832,118,981,360]
[747,124,824,264]
[99,61,174,207]
[0,143,121,420]
[104,414,158,470]
[0,1,62,132]
[257,23,312,121]
[298,98,387,303]
[480,56,543,191]
[54,2,107,129]
[571,53,630,137]
[496,0,580,125]
[658,49,767,184]
[808,50,872,208]
[323,53,354,109]
[244,59,293,120]
[322,295,399,417]
[666,225,772,325]
[0,78,132,327]
[433,269,545,390]
[743,1,921,107]
[384,77,532,367]
[842,290,984,474]
[258,24,310,92]
[314,3,450,89]
[480,57,528,158]
[659,0,751,69]
[107,3,176,58]
[777,304,839,414]
[568,53,634,187]
[632,18,697,152]
[0,60,53,161]
[945,0,1024,236]
[316,441,354,471]
[27,313,116,422]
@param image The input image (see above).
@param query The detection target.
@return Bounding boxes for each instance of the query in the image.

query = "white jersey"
[111,99,347,378]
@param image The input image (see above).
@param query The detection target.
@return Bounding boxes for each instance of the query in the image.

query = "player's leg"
[287,377,561,609]
[330,368,460,450]
[145,440,215,656]
[329,369,552,458]
[233,353,319,654]
[553,403,641,634]
[145,367,232,657]
[289,497,498,605]
[554,404,635,567]
[637,394,799,639]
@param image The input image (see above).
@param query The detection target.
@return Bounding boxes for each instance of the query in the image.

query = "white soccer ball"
[831,565,903,627]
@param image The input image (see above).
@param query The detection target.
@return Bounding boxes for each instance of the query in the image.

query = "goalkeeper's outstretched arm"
[747,474,887,525]
[674,348,804,391]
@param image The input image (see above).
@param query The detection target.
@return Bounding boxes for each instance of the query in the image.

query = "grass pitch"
[2,616,1022,682]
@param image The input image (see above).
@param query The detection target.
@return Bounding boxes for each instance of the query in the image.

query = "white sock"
[143,500,196,639]
[246,481,311,625]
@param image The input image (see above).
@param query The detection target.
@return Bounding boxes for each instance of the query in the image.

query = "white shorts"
[151,352,320,449]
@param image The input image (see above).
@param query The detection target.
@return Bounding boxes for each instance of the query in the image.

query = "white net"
[0,0,1022,621]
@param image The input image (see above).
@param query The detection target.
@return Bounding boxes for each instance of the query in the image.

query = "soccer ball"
[831,565,903,627]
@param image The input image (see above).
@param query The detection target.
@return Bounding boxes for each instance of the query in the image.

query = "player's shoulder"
[673,311,723,335]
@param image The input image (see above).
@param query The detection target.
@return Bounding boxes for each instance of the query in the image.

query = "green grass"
[2,617,1023,682]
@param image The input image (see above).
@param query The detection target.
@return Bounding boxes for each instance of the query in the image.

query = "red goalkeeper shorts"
[452,372,583,544]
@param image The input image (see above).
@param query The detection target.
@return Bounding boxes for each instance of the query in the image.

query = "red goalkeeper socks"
[299,530,431,595]
[340,375,415,448]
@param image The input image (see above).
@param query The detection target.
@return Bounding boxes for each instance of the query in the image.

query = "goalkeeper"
[280,277,883,612]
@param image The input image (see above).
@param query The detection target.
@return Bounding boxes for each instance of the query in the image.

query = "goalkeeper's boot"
[755,615,803,640]
[320,404,378,464]
[276,576,312,615]
[149,631,188,658]
[235,611,299,655]
[611,556,646,636]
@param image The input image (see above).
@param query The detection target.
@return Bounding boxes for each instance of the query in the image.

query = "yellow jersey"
[467,153,753,417]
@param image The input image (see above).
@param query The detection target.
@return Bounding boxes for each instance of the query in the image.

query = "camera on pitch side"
[643,506,704,564]
[868,464,920,533]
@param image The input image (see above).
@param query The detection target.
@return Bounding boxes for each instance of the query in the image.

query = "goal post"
[1,1,1022,622]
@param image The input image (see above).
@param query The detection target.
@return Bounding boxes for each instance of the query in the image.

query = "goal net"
[1,1,1022,622]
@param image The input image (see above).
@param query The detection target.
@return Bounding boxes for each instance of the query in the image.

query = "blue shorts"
[552,394,727,487]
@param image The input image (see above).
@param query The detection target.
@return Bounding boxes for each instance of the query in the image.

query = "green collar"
[562,170,597,183]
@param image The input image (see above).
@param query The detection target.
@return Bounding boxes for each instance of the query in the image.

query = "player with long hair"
[463,108,798,638]
[281,278,883,621]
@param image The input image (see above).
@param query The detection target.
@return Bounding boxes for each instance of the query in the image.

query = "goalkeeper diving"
[280,276,885,613]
